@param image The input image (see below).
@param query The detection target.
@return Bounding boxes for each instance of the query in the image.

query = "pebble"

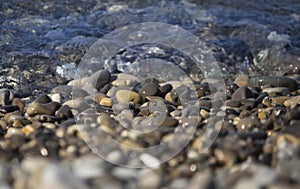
[99,97,113,107]
[63,99,90,112]
[26,102,59,116]
[140,153,161,169]
[234,75,249,87]
[139,83,160,98]
[88,69,111,90]
[115,90,141,104]
[231,87,254,101]
[55,105,73,119]
[0,89,14,105]
[138,169,162,189]
[12,98,25,111]
[262,87,290,95]
[236,116,261,131]
[284,96,300,107]
[271,96,290,105]
[249,76,298,91]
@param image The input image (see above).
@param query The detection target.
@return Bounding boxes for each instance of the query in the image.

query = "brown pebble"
[22,125,35,136]
[92,93,107,104]
[234,75,249,87]
[26,102,57,116]
[12,98,25,111]
[236,116,260,131]
[258,109,267,120]
[271,96,290,105]
[284,96,300,107]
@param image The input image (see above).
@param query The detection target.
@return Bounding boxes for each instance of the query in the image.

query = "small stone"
[225,100,241,107]
[214,149,236,166]
[112,102,134,114]
[140,153,161,169]
[88,69,111,89]
[284,96,300,107]
[63,99,90,112]
[249,76,298,91]
[234,75,249,87]
[26,102,60,116]
[92,93,107,104]
[115,90,141,104]
[258,109,267,120]
[270,96,290,105]
[154,116,178,127]
[97,114,113,126]
[35,94,52,104]
[138,169,162,189]
[48,93,62,103]
[139,83,160,98]
[12,98,25,111]
[0,120,7,130]
[159,83,173,95]
[231,87,254,101]
[0,89,14,105]
[263,87,290,95]
[22,125,35,136]
[100,97,113,107]
[236,116,260,131]
[0,105,19,113]
[55,105,73,119]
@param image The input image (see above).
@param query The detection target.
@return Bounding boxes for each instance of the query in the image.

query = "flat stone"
[249,76,298,91]
[115,90,141,104]
[263,87,290,95]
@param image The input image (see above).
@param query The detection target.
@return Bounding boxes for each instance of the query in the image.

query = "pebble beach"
[0,0,300,189]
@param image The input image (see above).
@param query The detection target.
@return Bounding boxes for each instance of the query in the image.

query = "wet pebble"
[0,89,14,106]
[231,87,254,101]
[115,90,141,104]
[249,76,298,91]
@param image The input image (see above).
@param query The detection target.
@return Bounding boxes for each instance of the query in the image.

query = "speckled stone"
[236,116,261,131]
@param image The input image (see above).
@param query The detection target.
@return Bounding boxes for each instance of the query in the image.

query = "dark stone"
[231,87,254,101]
[139,83,160,98]
[56,105,73,119]
[35,94,52,104]
[159,84,173,95]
